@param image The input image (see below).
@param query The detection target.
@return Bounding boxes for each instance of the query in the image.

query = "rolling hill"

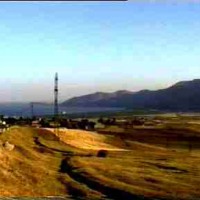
[61,79,200,112]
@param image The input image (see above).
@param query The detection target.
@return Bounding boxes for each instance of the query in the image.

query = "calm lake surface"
[0,103,124,117]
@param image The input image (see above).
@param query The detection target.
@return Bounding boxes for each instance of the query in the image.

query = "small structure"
[31,120,41,128]
[0,120,8,133]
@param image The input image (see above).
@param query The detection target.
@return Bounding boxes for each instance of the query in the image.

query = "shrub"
[97,149,108,158]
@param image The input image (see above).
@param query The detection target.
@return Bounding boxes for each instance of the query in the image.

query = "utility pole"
[54,73,59,135]
[30,102,34,119]
[54,72,59,118]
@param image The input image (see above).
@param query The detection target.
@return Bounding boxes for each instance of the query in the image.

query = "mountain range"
[61,79,200,111]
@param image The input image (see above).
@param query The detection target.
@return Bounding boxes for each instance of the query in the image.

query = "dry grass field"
[68,143,200,200]
[45,128,126,151]
[0,127,101,199]
[0,118,200,200]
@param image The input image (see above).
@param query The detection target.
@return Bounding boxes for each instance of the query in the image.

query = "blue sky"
[0,2,200,102]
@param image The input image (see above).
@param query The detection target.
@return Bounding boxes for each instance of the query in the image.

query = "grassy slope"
[0,123,200,200]
[0,126,65,196]
[0,127,102,198]
[98,123,200,150]
[44,128,125,151]
[65,123,200,200]
[69,143,200,200]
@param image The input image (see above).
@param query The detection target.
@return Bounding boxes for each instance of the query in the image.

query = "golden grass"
[0,126,103,198]
[0,127,66,196]
[0,121,200,199]
[44,128,126,151]
[69,142,200,200]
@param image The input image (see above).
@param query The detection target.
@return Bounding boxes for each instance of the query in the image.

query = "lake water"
[0,103,124,117]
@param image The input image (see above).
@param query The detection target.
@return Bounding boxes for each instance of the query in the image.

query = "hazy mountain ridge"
[61,79,200,111]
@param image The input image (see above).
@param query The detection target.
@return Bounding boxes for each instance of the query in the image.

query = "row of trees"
[98,117,145,126]
[40,118,96,130]
[0,116,96,131]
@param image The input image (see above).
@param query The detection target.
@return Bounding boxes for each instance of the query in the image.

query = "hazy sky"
[0,2,200,102]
